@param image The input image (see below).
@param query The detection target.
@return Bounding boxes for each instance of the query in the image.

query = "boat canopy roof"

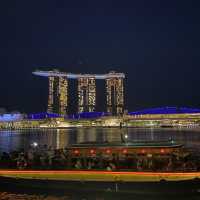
[68,141,183,149]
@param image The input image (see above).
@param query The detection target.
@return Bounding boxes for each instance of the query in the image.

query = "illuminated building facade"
[58,77,68,115]
[47,76,68,115]
[78,77,96,113]
[33,70,125,115]
[47,76,54,113]
[106,73,124,115]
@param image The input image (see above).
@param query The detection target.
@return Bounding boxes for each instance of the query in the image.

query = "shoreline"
[0,125,200,131]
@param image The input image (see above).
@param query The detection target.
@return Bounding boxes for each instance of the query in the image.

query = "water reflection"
[0,128,200,152]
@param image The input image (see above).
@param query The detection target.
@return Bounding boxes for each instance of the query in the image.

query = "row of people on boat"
[0,145,199,172]
[72,154,197,172]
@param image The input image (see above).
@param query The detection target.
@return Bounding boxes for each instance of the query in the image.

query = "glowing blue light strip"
[129,107,200,115]
[0,114,23,122]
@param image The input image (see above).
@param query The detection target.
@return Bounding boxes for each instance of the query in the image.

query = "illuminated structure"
[33,70,125,115]
[78,77,96,113]
[129,107,200,115]
[58,77,68,114]
[47,76,54,113]
[106,72,124,115]
[47,76,68,115]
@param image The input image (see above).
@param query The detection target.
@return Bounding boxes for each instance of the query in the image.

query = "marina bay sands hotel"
[33,70,125,115]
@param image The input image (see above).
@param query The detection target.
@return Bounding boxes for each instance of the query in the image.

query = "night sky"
[0,0,200,113]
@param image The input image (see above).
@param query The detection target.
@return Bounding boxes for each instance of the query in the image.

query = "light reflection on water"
[0,128,200,152]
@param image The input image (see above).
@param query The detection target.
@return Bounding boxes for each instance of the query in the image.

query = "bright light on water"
[32,142,38,147]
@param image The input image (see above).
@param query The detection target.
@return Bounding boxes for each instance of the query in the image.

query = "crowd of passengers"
[0,145,199,172]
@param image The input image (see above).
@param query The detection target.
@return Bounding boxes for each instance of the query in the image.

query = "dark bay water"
[0,127,200,152]
[0,191,199,200]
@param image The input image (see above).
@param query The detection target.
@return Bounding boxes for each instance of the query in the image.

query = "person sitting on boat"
[166,158,173,171]
[106,162,116,171]
[106,165,112,171]
[16,153,27,170]
[110,162,116,170]
[87,159,96,169]
[75,159,82,169]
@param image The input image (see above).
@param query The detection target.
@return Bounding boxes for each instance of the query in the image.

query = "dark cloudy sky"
[0,0,200,113]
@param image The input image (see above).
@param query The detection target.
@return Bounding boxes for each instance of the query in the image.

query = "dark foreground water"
[0,127,200,200]
[0,191,200,200]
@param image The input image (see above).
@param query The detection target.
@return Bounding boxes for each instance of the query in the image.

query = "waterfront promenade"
[2,112,200,129]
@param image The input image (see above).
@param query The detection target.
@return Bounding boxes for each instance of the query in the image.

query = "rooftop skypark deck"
[33,70,125,79]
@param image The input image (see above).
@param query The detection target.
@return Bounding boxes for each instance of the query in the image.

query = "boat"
[66,140,183,156]
[0,141,200,195]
